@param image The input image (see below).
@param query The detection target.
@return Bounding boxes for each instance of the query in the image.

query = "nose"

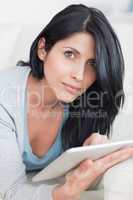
[71,65,84,82]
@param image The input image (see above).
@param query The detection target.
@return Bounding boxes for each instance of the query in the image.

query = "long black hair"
[17,4,125,151]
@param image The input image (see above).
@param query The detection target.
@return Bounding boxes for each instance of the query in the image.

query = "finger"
[91,134,108,145]
[65,159,96,192]
[83,133,98,146]
[95,147,133,174]
[78,159,94,174]
[78,147,130,193]
[72,159,101,191]
[64,160,91,196]
[83,133,109,146]
[83,132,102,146]
[65,159,93,181]
[65,147,133,194]
[99,135,110,144]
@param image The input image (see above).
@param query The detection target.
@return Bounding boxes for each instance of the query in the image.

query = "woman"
[0,3,133,200]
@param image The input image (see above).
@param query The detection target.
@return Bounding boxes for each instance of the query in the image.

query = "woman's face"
[38,32,96,103]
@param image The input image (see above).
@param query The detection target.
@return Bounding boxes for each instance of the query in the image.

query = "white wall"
[0,0,131,23]
[0,0,65,23]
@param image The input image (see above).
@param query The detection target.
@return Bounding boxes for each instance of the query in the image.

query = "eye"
[87,60,96,68]
[64,50,75,59]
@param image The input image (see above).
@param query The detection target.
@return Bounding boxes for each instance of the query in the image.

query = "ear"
[37,37,47,61]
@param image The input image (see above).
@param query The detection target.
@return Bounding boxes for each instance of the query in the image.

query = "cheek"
[44,56,68,82]
[50,57,71,77]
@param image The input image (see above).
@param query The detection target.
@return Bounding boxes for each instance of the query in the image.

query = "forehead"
[53,32,96,56]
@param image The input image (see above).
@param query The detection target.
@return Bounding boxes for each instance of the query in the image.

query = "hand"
[52,134,133,200]
[83,132,109,146]
[62,147,133,199]
[52,133,110,200]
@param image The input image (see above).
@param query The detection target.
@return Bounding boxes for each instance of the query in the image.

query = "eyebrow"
[63,46,96,62]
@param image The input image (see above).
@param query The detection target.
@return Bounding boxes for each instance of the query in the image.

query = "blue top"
[22,91,69,172]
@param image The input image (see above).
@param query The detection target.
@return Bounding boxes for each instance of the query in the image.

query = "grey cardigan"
[0,66,62,200]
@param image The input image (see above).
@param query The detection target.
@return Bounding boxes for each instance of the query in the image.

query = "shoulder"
[0,65,31,88]
[0,65,31,112]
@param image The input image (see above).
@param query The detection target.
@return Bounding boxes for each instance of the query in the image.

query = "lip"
[63,82,81,90]
[62,82,81,95]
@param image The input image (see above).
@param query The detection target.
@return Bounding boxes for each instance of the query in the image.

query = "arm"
[0,103,59,200]
[1,103,132,200]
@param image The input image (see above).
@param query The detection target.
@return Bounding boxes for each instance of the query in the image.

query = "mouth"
[62,82,81,95]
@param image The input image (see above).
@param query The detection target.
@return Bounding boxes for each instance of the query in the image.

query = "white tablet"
[32,139,133,182]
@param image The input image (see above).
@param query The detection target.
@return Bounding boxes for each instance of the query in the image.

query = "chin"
[61,95,78,104]
[56,88,81,104]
